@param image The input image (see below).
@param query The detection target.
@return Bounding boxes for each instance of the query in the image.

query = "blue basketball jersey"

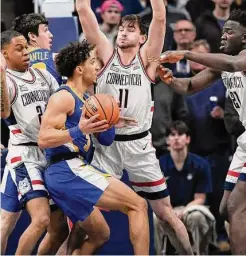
[29,48,62,85]
[45,86,93,162]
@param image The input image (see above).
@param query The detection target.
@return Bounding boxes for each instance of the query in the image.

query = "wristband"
[69,125,83,140]
[97,126,115,146]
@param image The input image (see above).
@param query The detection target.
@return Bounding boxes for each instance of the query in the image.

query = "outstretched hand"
[79,111,109,134]
[160,51,186,64]
[157,65,174,85]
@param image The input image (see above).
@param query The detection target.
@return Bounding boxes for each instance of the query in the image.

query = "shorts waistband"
[48,152,80,165]
[114,131,149,141]
[12,142,38,147]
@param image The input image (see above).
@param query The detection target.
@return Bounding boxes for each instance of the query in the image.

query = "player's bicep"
[234,50,246,71]
[6,76,17,104]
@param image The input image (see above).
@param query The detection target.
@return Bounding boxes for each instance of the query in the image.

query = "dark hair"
[11,13,48,42]
[1,30,23,48]
[120,14,149,35]
[55,40,95,78]
[167,121,190,136]
[228,9,246,27]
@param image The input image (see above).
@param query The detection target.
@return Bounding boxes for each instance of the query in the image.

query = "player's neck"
[213,6,230,20]
[67,78,87,97]
[117,47,139,65]
[7,63,27,73]
[170,147,188,166]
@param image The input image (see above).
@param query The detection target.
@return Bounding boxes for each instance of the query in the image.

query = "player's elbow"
[1,109,10,119]
[38,133,48,149]
[76,0,89,13]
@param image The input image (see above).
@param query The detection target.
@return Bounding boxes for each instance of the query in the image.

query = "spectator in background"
[139,0,188,51]
[155,121,214,255]
[165,19,196,77]
[195,0,234,53]
[80,0,123,45]
[185,40,230,252]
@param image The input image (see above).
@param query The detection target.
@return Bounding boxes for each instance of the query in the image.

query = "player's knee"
[94,225,110,247]
[32,214,50,230]
[134,197,148,213]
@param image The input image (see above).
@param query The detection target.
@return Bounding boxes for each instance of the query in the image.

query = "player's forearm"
[150,0,166,20]
[38,128,73,149]
[0,71,10,118]
[184,51,245,72]
[169,77,190,95]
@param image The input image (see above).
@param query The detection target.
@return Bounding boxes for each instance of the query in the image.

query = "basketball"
[84,94,120,125]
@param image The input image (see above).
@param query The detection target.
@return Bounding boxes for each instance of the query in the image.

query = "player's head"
[1,30,29,72]
[11,13,53,50]
[220,9,246,54]
[55,41,99,86]
[116,15,148,49]
[167,121,190,151]
[100,0,123,26]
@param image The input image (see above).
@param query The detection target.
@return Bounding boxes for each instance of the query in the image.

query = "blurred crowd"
[1,0,246,254]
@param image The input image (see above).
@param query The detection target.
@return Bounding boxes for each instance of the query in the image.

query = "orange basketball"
[84,94,120,125]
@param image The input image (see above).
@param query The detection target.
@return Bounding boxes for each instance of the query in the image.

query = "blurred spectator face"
[190,41,210,72]
[2,36,30,72]
[173,20,196,47]
[213,0,234,9]
[32,24,53,50]
[167,130,190,151]
[100,0,123,26]
[117,20,147,49]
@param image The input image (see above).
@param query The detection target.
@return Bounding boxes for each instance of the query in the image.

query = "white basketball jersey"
[222,71,246,128]
[5,67,59,145]
[96,49,155,135]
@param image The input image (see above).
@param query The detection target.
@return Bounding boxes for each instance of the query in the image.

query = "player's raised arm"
[76,0,114,63]
[141,0,166,66]
[38,90,109,149]
[159,66,221,94]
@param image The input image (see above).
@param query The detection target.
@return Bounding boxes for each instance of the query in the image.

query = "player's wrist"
[69,125,84,140]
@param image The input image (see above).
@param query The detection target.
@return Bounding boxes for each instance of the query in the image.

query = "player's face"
[81,50,100,86]
[168,131,190,151]
[116,21,146,49]
[2,36,30,72]
[173,21,196,46]
[220,21,246,55]
[36,24,53,50]
[190,44,209,72]
[101,7,121,26]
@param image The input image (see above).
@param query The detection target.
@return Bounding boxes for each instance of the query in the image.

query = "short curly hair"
[11,13,48,43]
[228,9,246,27]
[55,40,95,78]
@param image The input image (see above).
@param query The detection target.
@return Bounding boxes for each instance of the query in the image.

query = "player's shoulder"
[188,153,210,169]
[49,88,75,107]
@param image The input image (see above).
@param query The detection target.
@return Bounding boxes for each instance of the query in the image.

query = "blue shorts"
[1,165,48,212]
[44,157,110,223]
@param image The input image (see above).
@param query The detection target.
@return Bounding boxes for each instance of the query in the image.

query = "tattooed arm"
[0,54,10,118]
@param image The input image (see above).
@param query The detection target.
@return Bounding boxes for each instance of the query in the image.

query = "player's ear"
[76,65,83,75]
[28,32,37,43]
[140,34,147,45]
[1,49,8,60]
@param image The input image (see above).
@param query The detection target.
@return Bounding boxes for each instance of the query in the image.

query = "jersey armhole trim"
[138,51,156,84]
[97,49,116,78]
[6,75,18,106]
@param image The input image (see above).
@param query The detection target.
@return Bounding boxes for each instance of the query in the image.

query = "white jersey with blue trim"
[222,71,246,128]
[96,49,155,135]
[5,67,59,145]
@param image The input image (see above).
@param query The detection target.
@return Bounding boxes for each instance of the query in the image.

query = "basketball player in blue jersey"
[159,9,246,254]
[11,13,63,85]
[76,0,193,254]
[38,41,150,255]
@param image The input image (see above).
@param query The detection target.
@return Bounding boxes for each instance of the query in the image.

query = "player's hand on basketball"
[0,53,7,72]
[157,66,174,85]
[160,51,186,64]
[115,116,138,128]
[79,111,109,134]
[210,106,224,119]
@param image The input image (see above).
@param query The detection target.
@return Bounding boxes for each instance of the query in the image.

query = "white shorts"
[92,133,169,200]
[1,145,50,210]
[225,141,246,191]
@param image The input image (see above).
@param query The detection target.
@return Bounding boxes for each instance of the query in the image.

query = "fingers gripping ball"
[84,94,120,125]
